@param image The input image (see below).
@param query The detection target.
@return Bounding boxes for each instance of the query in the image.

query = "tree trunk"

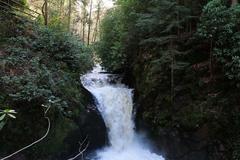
[59,0,64,19]
[170,40,175,108]
[81,0,88,44]
[45,0,48,25]
[82,9,86,43]
[93,15,100,42]
[92,1,101,42]
[68,0,72,31]
[87,0,93,45]
[42,0,48,26]
[209,39,213,81]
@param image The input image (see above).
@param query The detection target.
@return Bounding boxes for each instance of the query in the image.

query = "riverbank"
[0,15,107,159]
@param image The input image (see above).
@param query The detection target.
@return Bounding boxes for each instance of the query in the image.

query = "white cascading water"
[81,65,164,160]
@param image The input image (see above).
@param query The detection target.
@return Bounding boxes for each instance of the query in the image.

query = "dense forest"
[97,0,240,159]
[1,0,240,160]
[0,0,100,159]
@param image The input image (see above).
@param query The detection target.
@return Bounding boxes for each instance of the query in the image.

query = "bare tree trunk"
[170,0,180,108]
[45,0,48,25]
[42,0,48,26]
[68,0,72,31]
[92,16,100,42]
[82,10,86,43]
[87,0,93,45]
[209,39,213,81]
[60,0,64,18]
[81,0,88,44]
[170,40,175,109]
[92,1,101,42]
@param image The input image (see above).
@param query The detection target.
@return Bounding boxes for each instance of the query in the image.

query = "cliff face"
[123,55,240,160]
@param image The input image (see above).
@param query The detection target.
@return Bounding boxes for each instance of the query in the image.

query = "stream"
[81,65,164,160]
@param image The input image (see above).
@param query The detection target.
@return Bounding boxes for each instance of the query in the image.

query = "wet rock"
[154,127,209,160]
[53,88,108,160]
[75,103,108,151]
[69,88,108,153]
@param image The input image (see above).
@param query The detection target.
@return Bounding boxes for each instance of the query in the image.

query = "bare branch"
[0,106,51,160]
[67,136,89,160]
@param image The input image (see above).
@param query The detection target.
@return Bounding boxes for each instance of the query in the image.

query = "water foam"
[81,66,164,160]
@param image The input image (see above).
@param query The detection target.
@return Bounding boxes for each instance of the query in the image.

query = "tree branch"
[0,106,51,160]
[67,136,89,160]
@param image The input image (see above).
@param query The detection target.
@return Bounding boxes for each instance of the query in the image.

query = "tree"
[197,0,237,80]
[68,0,72,31]
[81,0,89,43]
[42,0,48,25]
[92,0,102,42]
[87,0,93,45]
[59,0,65,18]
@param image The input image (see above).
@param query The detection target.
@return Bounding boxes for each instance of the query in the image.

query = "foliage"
[0,109,17,121]
[96,8,125,71]
[1,23,92,109]
[0,109,17,130]
[0,21,93,158]
[197,0,240,83]
[96,0,240,159]
[96,0,206,123]
[0,0,97,159]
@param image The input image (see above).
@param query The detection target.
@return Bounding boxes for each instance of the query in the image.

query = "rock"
[0,87,108,160]
[82,87,108,150]
[154,128,209,160]
[75,104,108,151]
[56,87,108,160]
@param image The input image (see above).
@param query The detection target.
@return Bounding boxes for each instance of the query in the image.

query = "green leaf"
[7,110,17,114]
[8,114,16,119]
[0,122,5,130]
[0,114,6,121]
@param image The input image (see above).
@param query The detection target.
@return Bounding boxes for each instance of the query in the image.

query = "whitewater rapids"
[81,66,164,160]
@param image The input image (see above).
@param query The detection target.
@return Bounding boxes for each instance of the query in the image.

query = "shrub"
[0,22,93,119]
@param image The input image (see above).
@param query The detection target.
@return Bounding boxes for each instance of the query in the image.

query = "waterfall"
[81,65,164,160]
